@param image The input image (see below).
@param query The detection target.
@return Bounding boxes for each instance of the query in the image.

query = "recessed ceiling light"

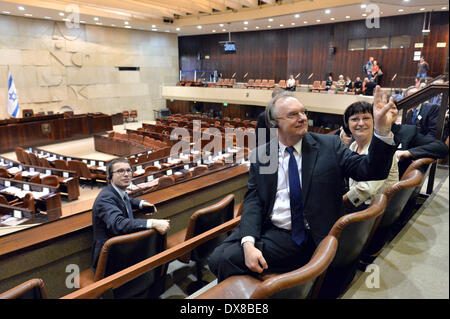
[24,13,32,17]
[346,15,351,19]
[18,6,25,11]
[2,11,11,14]
[280,24,284,27]
[59,12,64,16]
[197,25,202,29]
[255,26,259,29]
[316,19,321,22]
[420,8,426,11]
[219,23,224,27]
[212,29,216,32]
[62,18,69,22]
[152,28,157,31]
[152,24,156,28]
[403,0,410,2]
[96,22,103,25]
[111,24,116,27]
[94,17,99,21]
[330,17,335,20]
[80,20,86,23]
[361,4,366,9]
[244,21,248,25]
[244,27,248,30]
[124,21,129,25]
[362,13,367,17]
[442,7,448,10]
[222,29,226,31]
[268,18,273,22]
[304,21,308,24]
[165,30,170,32]
[44,16,51,19]
[398,9,404,12]
[267,25,271,28]
[176,27,180,31]
[294,14,300,18]
[291,22,295,25]
[325,9,331,14]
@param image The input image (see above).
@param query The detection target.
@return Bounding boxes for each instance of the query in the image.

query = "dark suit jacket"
[405,103,439,138]
[240,132,397,246]
[392,124,448,177]
[91,184,147,269]
[256,110,271,147]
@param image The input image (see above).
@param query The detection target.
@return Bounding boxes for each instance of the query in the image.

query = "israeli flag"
[7,72,20,118]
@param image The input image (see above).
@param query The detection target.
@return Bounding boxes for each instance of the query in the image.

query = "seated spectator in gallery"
[392,89,403,102]
[354,77,363,94]
[344,76,353,93]
[336,75,346,92]
[286,74,296,91]
[325,75,333,91]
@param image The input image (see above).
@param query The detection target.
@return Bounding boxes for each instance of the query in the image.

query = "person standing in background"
[417,57,429,79]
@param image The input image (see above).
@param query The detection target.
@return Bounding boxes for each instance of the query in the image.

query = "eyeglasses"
[277,110,308,121]
[112,168,133,175]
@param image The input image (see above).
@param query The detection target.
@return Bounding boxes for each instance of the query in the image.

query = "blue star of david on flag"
[7,72,20,118]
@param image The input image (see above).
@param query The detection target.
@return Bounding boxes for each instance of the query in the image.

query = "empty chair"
[0,194,18,205]
[157,175,175,188]
[0,168,9,178]
[254,79,262,89]
[28,174,41,184]
[54,159,68,170]
[130,110,138,122]
[41,175,60,188]
[192,165,208,177]
[0,278,47,299]
[67,160,82,178]
[122,110,130,123]
[363,167,425,258]
[167,194,235,294]
[312,194,388,298]
[13,172,22,181]
[246,79,255,89]
[144,166,159,175]
[278,80,286,89]
[12,193,36,212]
[78,229,167,299]
[39,157,52,168]
[267,79,275,89]
[14,147,26,164]
[28,152,40,166]
[195,234,338,299]
[22,152,32,165]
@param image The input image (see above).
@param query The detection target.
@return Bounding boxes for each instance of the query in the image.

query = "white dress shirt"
[241,139,306,245]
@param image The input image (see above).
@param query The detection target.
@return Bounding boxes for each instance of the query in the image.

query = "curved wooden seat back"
[94,229,166,299]
[181,194,235,263]
[327,193,388,268]
[378,168,424,229]
[41,175,60,188]
[0,278,47,299]
[54,159,68,170]
[0,168,8,178]
[14,147,25,163]
[196,235,338,299]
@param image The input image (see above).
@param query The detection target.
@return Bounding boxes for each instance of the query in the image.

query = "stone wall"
[0,15,179,121]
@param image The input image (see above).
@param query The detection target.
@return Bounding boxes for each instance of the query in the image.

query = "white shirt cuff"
[146,219,153,229]
[374,132,395,146]
[241,236,255,246]
[139,200,146,209]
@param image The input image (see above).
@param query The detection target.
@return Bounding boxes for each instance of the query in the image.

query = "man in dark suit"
[403,87,440,138]
[393,123,448,178]
[91,158,170,270]
[209,87,398,282]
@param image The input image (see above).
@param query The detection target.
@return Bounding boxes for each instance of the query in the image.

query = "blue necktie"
[411,109,419,125]
[123,193,133,219]
[286,146,306,246]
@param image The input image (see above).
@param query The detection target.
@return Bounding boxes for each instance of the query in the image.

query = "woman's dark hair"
[343,101,373,135]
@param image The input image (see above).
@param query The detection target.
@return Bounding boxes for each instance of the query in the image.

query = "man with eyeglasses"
[91,158,170,271]
[209,88,399,282]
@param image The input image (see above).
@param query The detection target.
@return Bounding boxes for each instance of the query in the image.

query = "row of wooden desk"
[0,113,113,153]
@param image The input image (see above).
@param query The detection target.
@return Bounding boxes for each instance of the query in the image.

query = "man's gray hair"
[266,91,297,125]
